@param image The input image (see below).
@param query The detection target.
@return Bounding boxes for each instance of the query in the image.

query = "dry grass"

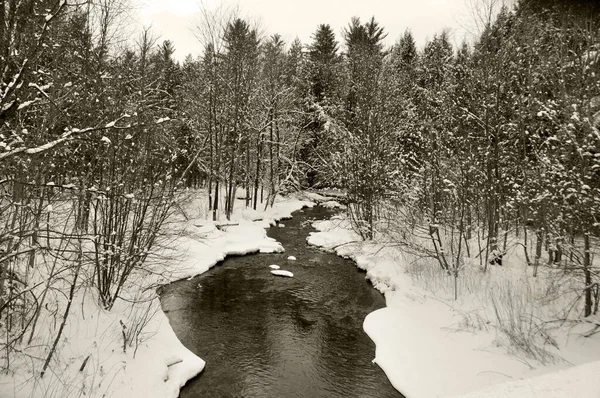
[489,278,561,366]
[119,294,160,358]
[404,245,572,366]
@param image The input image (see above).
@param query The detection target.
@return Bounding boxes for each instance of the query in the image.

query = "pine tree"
[301,24,343,187]
[308,24,341,104]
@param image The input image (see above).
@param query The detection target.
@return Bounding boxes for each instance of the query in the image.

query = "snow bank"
[98,300,206,398]
[0,290,205,398]
[165,221,285,281]
[307,213,600,398]
[120,194,311,397]
[0,191,313,398]
[448,360,600,398]
[164,192,314,281]
[364,301,529,398]
[322,200,343,208]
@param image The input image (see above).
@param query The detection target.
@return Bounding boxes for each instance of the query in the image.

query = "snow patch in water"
[271,270,293,277]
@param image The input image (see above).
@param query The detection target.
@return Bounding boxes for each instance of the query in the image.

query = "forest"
[1,0,600,395]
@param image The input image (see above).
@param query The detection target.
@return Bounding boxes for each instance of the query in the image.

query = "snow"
[8,188,597,398]
[108,192,311,395]
[0,190,314,398]
[271,270,294,277]
[449,360,600,398]
[17,99,36,110]
[364,300,530,398]
[164,221,285,281]
[307,213,600,398]
[582,50,599,65]
[322,200,343,208]
[301,191,332,202]
[0,289,204,398]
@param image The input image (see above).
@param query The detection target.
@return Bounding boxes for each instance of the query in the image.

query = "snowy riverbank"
[0,191,316,398]
[5,190,598,398]
[307,213,600,398]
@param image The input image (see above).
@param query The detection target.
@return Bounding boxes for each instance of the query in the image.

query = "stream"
[160,206,403,397]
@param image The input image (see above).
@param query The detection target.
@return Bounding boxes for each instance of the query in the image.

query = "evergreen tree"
[307,24,341,104]
[300,24,343,187]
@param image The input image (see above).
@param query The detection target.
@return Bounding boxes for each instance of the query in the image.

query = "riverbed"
[160,206,402,397]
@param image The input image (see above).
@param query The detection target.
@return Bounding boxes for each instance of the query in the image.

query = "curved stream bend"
[160,206,402,398]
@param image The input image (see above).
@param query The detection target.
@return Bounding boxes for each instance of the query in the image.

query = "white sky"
[134,0,480,62]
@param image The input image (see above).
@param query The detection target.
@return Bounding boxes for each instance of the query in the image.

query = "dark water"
[160,206,402,398]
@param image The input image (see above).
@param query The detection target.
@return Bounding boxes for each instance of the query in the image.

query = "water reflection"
[160,207,402,397]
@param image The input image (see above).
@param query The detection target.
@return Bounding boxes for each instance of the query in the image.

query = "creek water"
[160,206,402,397]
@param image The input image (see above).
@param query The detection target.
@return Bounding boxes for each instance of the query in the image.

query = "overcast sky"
[134,0,480,62]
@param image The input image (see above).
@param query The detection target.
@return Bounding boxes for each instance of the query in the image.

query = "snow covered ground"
[307,214,600,398]
[449,359,600,398]
[5,189,598,398]
[0,190,315,398]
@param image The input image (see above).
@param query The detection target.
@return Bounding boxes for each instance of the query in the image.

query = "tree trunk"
[0,179,23,310]
[41,235,83,377]
[269,108,275,204]
[584,233,592,317]
[213,179,219,222]
[28,185,45,270]
[245,131,251,208]
[533,228,543,278]
[253,131,262,210]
